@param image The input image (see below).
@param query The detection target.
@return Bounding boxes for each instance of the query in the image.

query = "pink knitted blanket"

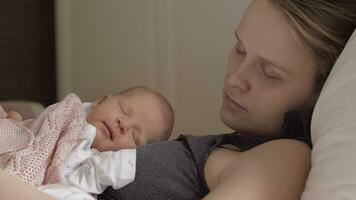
[0,94,86,186]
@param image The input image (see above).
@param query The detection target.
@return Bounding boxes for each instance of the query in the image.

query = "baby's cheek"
[113,138,135,150]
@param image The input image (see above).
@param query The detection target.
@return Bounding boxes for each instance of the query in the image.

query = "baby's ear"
[92,94,111,108]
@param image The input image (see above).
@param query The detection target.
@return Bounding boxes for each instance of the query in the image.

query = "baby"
[0,86,174,199]
[88,86,174,150]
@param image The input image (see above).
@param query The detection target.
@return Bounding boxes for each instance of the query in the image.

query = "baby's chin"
[90,140,101,151]
[91,137,109,152]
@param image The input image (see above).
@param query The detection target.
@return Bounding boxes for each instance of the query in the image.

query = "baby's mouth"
[103,121,114,141]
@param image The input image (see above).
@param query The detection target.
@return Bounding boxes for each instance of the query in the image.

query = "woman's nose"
[226,61,251,93]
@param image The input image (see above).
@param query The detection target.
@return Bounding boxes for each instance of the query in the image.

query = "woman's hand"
[0,170,56,200]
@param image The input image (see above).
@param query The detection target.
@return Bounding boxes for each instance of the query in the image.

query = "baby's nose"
[116,119,128,134]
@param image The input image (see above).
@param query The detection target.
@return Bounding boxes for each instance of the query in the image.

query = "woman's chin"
[221,109,240,131]
[220,109,259,136]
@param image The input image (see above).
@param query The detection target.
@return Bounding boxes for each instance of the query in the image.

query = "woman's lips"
[224,94,247,112]
[102,121,113,141]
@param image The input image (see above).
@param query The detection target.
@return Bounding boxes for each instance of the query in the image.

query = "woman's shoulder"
[245,138,311,163]
[204,139,311,200]
[242,139,311,198]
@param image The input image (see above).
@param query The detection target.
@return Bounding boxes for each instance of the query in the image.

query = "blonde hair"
[118,86,175,140]
[270,0,356,90]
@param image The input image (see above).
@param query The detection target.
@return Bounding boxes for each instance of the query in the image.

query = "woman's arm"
[0,170,55,200]
[203,139,311,200]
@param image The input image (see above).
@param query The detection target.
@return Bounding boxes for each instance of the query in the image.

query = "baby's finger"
[7,111,24,122]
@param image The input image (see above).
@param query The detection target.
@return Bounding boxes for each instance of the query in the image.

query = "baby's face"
[88,92,166,151]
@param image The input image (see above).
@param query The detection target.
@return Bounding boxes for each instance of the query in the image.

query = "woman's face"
[221,0,318,137]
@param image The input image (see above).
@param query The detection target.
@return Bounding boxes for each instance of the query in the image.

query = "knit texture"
[0,94,86,186]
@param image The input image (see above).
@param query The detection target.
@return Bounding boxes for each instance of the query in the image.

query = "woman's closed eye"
[259,63,280,80]
[234,40,281,80]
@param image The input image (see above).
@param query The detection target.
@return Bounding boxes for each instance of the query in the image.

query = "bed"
[0,101,44,119]
[301,29,356,199]
[1,29,356,200]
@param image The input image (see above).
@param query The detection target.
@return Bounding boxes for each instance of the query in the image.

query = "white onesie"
[38,103,136,200]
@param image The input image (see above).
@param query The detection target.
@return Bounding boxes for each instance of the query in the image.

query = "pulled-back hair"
[269,0,356,90]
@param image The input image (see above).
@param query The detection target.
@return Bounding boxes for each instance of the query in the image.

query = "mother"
[98,0,356,200]
[1,0,355,199]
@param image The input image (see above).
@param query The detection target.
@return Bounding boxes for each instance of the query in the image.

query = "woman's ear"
[305,91,320,113]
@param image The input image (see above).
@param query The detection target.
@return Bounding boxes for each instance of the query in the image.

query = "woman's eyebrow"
[235,31,289,75]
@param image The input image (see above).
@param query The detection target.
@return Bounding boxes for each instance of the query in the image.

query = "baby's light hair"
[117,86,174,141]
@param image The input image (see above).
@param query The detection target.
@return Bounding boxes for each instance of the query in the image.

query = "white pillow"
[302,29,356,199]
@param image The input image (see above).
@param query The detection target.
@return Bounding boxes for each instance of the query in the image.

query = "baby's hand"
[0,106,24,122]
[0,106,23,122]
[7,111,24,122]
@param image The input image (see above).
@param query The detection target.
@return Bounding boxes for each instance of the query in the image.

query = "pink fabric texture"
[0,94,86,186]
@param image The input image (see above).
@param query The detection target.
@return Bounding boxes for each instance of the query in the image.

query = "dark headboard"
[0,0,56,106]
